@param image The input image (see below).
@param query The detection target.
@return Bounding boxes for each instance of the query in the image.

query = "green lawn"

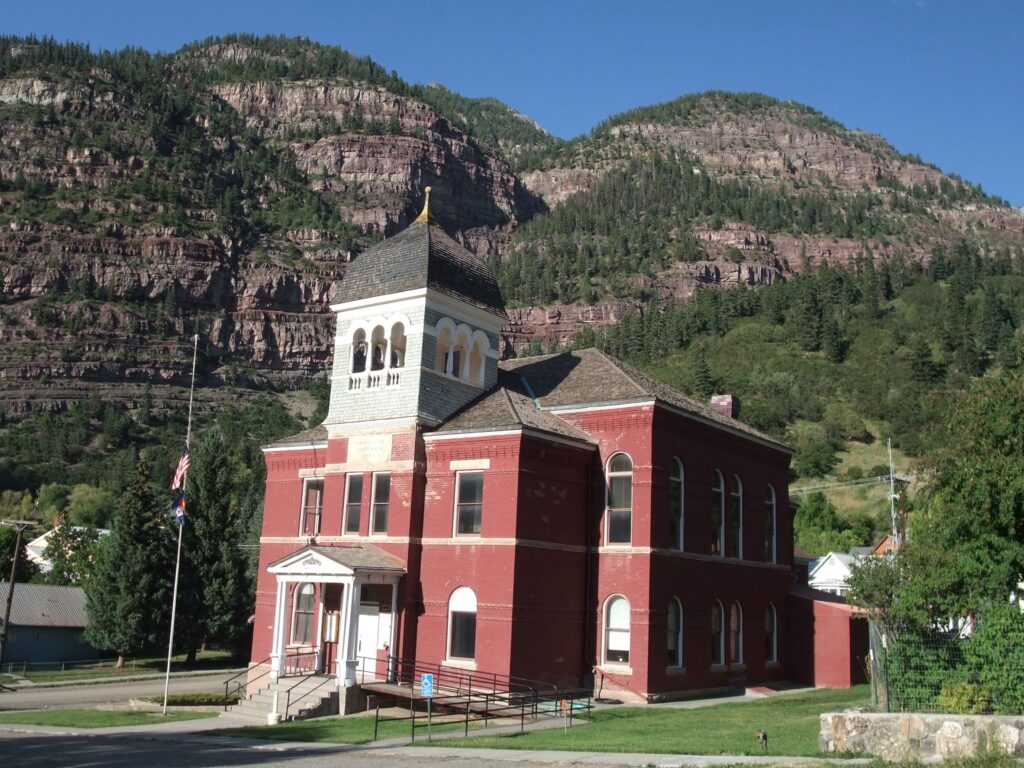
[433,686,870,756]
[3,650,239,683]
[0,709,218,728]
[217,686,870,755]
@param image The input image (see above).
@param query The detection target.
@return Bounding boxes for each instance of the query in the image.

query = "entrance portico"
[266,545,405,686]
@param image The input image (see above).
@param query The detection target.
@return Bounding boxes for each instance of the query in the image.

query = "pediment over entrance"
[268,544,406,578]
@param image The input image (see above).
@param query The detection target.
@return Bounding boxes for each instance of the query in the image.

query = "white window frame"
[605,453,633,546]
[342,473,363,536]
[765,602,778,663]
[729,601,744,666]
[668,598,684,668]
[764,484,777,563]
[290,582,316,646]
[370,472,390,536]
[603,594,631,666]
[728,474,743,559]
[669,458,684,550]
[711,470,724,556]
[454,471,484,536]
[447,586,478,662]
[710,599,725,667]
[298,478,323,537]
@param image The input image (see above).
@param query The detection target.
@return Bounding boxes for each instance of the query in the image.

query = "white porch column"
[343,578,362,686]
[337,578,356,686]
[270,579,288,680]
[387,580,399,683]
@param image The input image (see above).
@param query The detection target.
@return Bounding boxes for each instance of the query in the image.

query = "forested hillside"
[1,35,1023,564]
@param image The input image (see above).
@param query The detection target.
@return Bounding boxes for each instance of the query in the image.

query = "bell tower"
[324,188,507,431]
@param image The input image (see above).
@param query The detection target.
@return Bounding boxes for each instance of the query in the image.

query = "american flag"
[171,446,191,490]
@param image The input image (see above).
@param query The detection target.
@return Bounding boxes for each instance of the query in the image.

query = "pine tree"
[693,348,717,398]
[84,458,173,667]
[182,428,255,658]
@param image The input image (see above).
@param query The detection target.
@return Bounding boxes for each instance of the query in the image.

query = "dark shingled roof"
[502,349,789,451]
[268,544,406,573]
[436,371,594,444]
[264,424,327,449]
[334,221,507,318]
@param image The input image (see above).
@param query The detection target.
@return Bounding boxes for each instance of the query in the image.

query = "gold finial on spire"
[414,186,432,224]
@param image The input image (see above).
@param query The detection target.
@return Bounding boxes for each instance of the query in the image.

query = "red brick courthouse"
[250,196,810,704]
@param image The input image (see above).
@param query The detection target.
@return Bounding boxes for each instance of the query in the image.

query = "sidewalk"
[1,668,243,689]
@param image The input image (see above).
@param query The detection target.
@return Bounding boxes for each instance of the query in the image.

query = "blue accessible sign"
[420,673,434,698]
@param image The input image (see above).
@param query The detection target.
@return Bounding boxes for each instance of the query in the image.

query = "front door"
[356,603,380,675]
[321,584,342,671]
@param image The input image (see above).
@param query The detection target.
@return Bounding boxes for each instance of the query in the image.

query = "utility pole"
[1,519,36,669]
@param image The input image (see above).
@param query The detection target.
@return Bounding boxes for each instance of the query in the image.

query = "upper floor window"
[351,329,367,373]
[291,583,315,645]
[668,598,683,668]
[729,601,744,665]
[455,472,484,535]
[711,470,724,556]
[727,475,743,558]
[764,485,777,563]
[765,603,778,663]
[448,586,477,661]
[344,474,363,535]
[606,453,633,544]
[371,473,390,535]
[669,458,684,550]
[390,323,407,368]
[300,479,323,537]
[604,595,631,664]
[433,318,488,387]
[710,600,724,666]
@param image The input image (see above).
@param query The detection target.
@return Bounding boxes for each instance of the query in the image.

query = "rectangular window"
[344,474,363,534]
[607,475,632,544]
[456,472,484,535]
[300,479,323,536]
[371,474,390,535]
[449,612,476,659]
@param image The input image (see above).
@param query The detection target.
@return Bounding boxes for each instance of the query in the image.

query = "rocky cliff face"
[0,41,1020,416]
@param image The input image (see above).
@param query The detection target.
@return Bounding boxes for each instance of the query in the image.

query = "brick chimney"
[710,394,739,419]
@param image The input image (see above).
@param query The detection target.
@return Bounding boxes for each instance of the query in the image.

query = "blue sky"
[5,0,1023,204]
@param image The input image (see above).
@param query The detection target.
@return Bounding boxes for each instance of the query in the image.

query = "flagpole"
[163,334,199,715]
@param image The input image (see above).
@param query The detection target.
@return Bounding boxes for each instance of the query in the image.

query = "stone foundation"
[821,710,1024,760]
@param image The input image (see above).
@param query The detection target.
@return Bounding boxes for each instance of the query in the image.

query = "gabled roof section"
[333,219,507,318]
[434,370,594,445]
[502,348,788,451]
[0,582,87,628]
[268,544,406,575]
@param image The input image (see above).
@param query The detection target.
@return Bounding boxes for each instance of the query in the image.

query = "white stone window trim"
[298,477,323,537]
[369,472,390,537]
[602,593,631,667]
[453,470,484,537]
[604,452,634,546]
[446,586,478,663]
[342,473,363,537]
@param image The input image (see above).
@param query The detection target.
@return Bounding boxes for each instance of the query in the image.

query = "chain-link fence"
[868,615,1024,715]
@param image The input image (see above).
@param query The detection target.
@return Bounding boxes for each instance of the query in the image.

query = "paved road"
[0,672,233,710]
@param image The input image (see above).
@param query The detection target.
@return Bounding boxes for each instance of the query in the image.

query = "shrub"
[938,681,992,714]
[964,605,1024,715]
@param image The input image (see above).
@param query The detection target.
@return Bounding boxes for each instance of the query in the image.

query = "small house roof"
[0,582,87,629]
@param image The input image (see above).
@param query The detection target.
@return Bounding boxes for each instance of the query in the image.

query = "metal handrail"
[383,653,555,696]
[220,650,319,712]
[283,672,337,720]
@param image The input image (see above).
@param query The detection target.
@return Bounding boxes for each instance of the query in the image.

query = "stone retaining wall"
[820,710,1024,760]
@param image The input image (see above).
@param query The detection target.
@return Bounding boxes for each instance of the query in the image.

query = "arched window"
[370,325,386,371]
[711,470,724,556]
[468,331,488,386]
[668,598,683,668]
[669,458,684,550]
[729,601,743,665]
[727,475,743,558]
[452,326,471,380]
[606,453,633,544]
[435,320,454,373]
[604,595,631,664]
[291,583,316,645]
[764,485,777,563]
[447,587,477,660]
[765,603,777,663]
[710,600,724,666]
[351,329,367,373]
[389,322,406,368]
